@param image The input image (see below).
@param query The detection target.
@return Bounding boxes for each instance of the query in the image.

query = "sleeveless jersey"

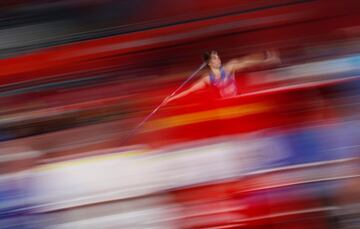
[209,67,238,98]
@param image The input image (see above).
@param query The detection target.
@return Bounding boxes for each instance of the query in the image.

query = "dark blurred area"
[0,0,359,228]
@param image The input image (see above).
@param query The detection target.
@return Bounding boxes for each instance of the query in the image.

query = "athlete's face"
[208,53,221,69]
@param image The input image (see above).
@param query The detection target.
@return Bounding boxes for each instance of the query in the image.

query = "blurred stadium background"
[0,0,359,228]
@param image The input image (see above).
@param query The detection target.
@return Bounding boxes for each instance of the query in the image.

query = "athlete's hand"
[163,96,175,105]
[264,49,281,65]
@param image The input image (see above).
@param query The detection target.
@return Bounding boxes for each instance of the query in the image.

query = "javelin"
[120,62,207,145]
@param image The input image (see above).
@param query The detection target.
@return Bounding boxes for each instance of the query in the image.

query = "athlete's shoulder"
[222,64,234,74]
[199,73,211,84]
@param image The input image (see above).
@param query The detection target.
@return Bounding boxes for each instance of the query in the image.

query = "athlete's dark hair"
[203,50,218,64]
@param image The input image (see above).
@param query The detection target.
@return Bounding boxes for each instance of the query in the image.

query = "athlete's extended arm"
[225,49,281,73]
[164,76,208,104]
